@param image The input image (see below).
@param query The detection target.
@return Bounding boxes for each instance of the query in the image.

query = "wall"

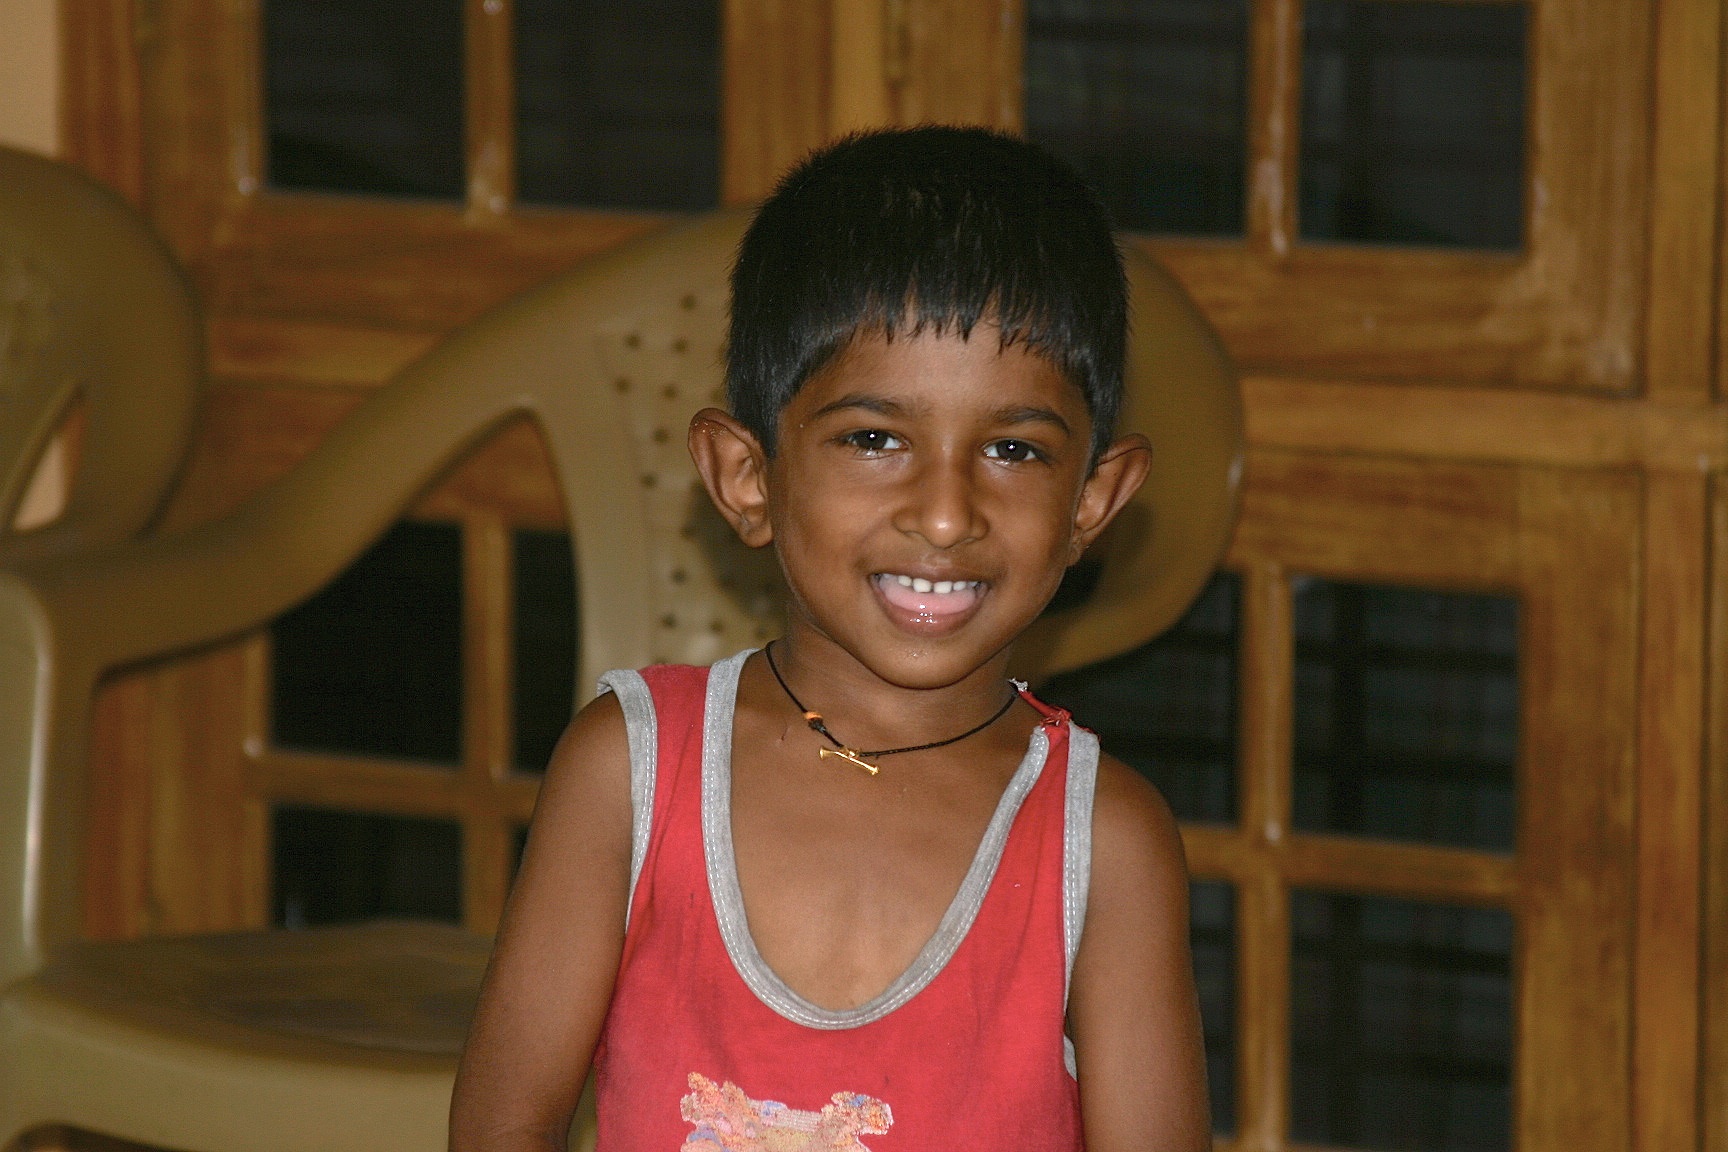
[0,0,60,155]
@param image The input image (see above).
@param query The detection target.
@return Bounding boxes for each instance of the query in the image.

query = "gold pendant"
[819,747,880,775]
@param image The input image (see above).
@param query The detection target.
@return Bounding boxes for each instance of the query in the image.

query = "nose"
[895,448,984,549]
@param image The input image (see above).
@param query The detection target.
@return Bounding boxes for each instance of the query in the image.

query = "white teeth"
[882,573,979,592]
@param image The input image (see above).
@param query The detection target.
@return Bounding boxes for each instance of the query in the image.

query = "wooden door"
[52,1,1716,1150]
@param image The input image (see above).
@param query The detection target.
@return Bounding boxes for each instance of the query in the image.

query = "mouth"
[872,572,987,620]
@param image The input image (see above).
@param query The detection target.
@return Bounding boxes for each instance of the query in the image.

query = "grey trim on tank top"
[595,669,658,927]
[1061,725,1100,1079]
[701,648,1055,1030]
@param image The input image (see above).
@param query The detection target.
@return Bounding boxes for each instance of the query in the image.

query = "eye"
[984,438,1043,464]
[840,429,903,454]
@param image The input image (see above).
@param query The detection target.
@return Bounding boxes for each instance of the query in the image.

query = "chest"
[725,750,1011,1010]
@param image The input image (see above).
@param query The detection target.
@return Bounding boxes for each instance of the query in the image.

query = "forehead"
[796,328,1087,419]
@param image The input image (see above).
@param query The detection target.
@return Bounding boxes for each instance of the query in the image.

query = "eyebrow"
[807,393,912,421]
[993,406,1073,437]
[809,395,1074,438]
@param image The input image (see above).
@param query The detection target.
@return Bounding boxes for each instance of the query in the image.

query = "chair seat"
[34,921,488,1060]
[1,922,489,1152]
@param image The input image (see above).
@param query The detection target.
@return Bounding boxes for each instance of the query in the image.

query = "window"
[1024,0,1250,236]
[1299,1,1527,249]
[74,2,1683,1148]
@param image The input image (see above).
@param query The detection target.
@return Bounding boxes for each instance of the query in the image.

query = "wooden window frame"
[64,0,1656,393]
[1206,448,1642,1152]
[1153,0,1652,391]
[61,2,1727,1150]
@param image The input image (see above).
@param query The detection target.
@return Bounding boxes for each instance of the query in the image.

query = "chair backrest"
[0,208,1238,985]
[0,145,205,566]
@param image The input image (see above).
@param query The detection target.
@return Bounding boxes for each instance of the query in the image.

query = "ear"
[688,407,775,548]
[1069,432,1152,563]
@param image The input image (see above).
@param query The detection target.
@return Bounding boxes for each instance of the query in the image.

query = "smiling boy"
[451,127,1210,1152]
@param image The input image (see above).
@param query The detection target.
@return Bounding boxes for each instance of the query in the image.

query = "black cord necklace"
[763,641,1019,775]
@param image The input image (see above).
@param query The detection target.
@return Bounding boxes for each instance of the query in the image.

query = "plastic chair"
[0,146,205,567]
[0,180,1240,1151]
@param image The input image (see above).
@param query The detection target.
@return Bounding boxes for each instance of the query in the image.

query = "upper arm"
[1068,754,1211,1152]
[450,689,636,1151]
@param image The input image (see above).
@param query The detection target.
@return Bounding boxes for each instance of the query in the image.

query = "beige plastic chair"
[0,169,1240,1151]
[0,146,205,567]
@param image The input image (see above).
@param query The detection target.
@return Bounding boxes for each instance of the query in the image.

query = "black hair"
[727,126,1127,460]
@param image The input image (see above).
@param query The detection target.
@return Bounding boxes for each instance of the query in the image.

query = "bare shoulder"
[519,688,633,875]
[1068,751,1211,1150]
[1087,749,1189,913]
[540,688,631,797]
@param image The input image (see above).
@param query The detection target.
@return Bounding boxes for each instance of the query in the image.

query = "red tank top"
[592,651,1098,1151]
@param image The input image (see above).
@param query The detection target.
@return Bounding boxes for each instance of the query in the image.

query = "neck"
[765,623,1019,754]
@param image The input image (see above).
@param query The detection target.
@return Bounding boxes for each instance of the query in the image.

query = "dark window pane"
[264,0,464,198]
[514,528,578,773]
[1293,579,1517,851]
[515,0,720,210]
[1292,891,1513,1151]
[1026,0,1248,235]
[1300,1,1527,248]
[1041,571,1239,822]
[1191,880,1237,1134]
[273,806,462,927]
[273,521,463,764]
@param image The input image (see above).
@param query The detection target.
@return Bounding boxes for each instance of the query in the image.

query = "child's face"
[692,327,1149,691]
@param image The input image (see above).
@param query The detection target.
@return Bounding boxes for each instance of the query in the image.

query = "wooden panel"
[60,0,145,204]
[465,0,516,216]
[896,0,1020,130]
[209,318,441,389]
[1227,450,1522,586]
[251,751,470,818]
[1245,377,1728,471]
[1233,563,1293,1152]
[722,0,831,203]
[461,513,514,931]
[143,643,263,933]
[1646,0,1722,401]
[1633,471,1708,1152]
[829,0,893,133]
[1183,827,1516,907]
[1512,466,1639,1152]
[250,751,538,823]
[1238,564,1293,848]
[84,642,263,940]
[133,0,249,268]
[1704,476,1728,1152]
[1245,0,1300,258]
[83,676,155,940]
[409,419,567,531]
[1235,867,1290,1152]
[205,198,668,331]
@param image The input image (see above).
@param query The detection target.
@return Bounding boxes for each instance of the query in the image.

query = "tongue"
[879,577,980,616]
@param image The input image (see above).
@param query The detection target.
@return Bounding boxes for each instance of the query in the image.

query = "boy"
[451,126,1210,1151]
